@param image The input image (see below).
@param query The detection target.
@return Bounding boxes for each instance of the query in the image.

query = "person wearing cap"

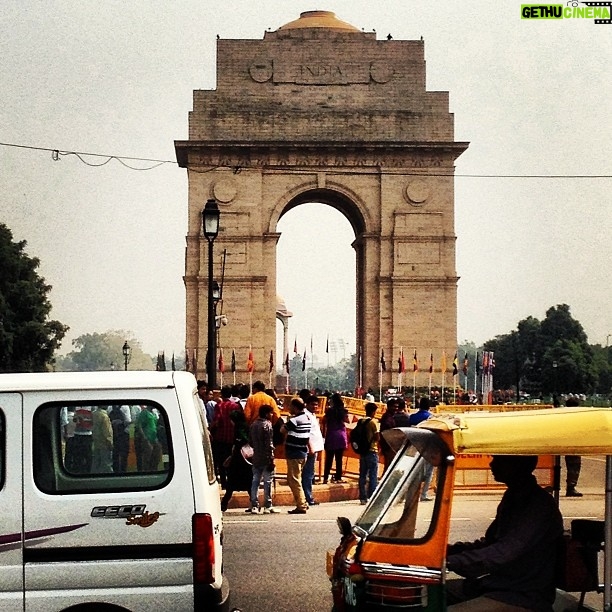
[446,455,563,611]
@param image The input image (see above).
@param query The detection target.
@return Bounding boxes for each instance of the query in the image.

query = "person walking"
[410,397,435,501]
[358,402,380,505]
[248,404,279,514]
[210,385,239,489]
[302,394,325,506]
[322,393,349,484]
[220,410,254,512]
[379,397,399,474]
[282,397,312,514]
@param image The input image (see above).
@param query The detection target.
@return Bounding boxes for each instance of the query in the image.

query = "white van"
[0,370,230,611]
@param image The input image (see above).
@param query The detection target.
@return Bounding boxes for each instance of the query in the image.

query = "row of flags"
[381,349,496,377]
[182,346,496,379]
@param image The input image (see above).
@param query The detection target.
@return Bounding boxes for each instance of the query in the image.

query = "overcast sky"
[1,1,611,362]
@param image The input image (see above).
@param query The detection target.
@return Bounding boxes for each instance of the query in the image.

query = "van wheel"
[63,605,128,612]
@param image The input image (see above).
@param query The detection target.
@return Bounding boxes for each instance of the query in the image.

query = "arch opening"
[275,199,358,391]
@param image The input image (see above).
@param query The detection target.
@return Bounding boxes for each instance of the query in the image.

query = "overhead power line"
[0,141,177,171]
[1,141,610,178]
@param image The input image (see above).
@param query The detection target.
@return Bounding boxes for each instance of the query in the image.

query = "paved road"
[223,456,608,611]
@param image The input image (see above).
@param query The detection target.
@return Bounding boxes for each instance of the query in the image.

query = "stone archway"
[175,10,468,390]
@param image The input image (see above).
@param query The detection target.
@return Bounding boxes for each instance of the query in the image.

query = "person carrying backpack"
[352,402,380,504]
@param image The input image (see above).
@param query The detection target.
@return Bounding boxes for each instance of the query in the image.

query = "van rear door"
[0,393,24,610]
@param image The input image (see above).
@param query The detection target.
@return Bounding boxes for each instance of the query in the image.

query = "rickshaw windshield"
[354,430,450,542]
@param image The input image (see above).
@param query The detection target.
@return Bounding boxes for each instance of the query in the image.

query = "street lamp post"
[122,341,131,371]
[202,198,220,390]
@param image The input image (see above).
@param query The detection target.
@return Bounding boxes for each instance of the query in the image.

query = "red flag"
[269,349,274,373]
[413,349,418,372]
[218,349,225,373]
[482,351,489,375]
[247,347,254,373]
[398,349,406,374]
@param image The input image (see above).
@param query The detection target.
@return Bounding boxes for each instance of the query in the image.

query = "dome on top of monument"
[278,10,360,32]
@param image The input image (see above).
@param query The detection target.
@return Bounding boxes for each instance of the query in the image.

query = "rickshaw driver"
[446,455,564,612]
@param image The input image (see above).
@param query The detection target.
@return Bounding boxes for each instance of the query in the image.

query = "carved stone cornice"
[174,141,468,169]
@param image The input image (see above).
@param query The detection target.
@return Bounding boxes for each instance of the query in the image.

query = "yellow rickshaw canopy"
[421,406,612,456]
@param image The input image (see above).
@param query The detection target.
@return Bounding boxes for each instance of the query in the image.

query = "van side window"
[34,402,173,494]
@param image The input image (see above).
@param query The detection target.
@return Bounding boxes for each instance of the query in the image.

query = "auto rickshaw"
[328,406,612,611]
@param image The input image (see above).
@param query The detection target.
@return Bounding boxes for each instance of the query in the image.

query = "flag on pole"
[231,349,236,373]
[302,348,306,372]
[326,335,329,353]
[398,349,406,374]
[269,349,274,373]
[293,337,298,354]
[171,353,176,371]
[218,349,225,373]
[452,352,458,376]
[462,353,469,376]
[247,347,254,373]
[475,352,481,375]
[429,352,434,374]
[380,348,386,371]
[284,352,290,374]
[413,349,418,372]
[482,351,489,375]
[441,351,447,373]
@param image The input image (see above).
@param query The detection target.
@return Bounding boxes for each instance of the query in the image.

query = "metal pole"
[207,238,217,390]
[604,456,612,611]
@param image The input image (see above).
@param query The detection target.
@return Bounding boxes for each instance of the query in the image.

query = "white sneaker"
[245,507,259,513]
[263,507,279,514]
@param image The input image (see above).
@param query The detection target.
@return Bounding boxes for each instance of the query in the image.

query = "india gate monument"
[174,10,468,389]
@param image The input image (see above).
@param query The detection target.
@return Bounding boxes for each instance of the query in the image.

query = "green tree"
[56,330,155,371]
[539,305,595,394]
[482,304,597,397]
[0,224,68,372]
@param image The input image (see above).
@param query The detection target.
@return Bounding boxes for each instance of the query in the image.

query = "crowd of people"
[60,403,167,474]
[199,380,441,513]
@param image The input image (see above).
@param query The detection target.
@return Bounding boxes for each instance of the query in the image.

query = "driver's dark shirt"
[447,474,563,611]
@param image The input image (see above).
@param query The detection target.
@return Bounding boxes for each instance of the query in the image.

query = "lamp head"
[202,198,220,240]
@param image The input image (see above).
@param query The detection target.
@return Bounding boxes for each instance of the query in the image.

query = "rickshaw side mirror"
[337,516,352,538]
